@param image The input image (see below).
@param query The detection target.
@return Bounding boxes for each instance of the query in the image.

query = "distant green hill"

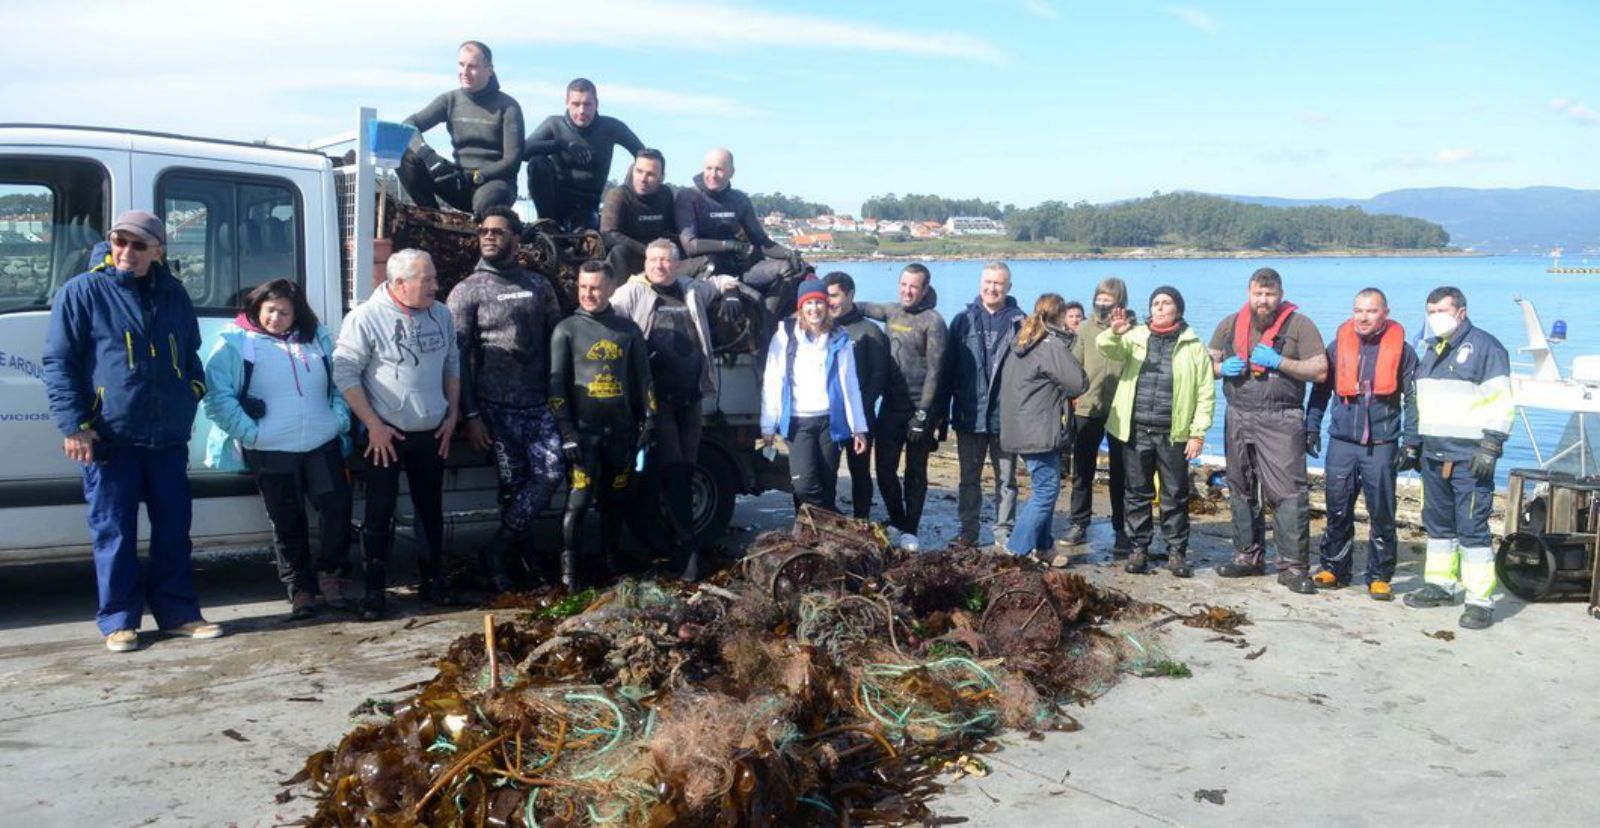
[1005,192,1449,252]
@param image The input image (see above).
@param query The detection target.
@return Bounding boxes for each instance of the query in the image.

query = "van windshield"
[0,158,108,314]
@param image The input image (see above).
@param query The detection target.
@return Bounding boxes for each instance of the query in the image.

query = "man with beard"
[448,206,565,590]
[675,147,804,305]
[1208,267,1327,594]
[600,148,677,278]
[524,78,643,230]
[549,261,654,588]
[859,263,948,552]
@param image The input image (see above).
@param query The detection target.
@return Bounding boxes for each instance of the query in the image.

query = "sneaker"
[289,590,317,621]
[897,533,921,553]
[1368,581,1394,601]
[1059,525,1088,546]
[318,572,350,611]
[1459,605,1493,630]
[1278,571,1317,595]
[164,620,223,640]
[1217,559,1266,578]
[1311,570,1346,589]
[1034,548,1071,567]
[1403,583,1454,609]
[104,629,139,653]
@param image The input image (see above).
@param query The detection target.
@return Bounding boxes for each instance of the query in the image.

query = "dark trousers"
[480,401,564,534]
[562,433,635,557]
[835,430,875,519]
[397,149,515,215]
[876,410,932,535]
[253,440,353,599]
[362,428,447,586]
[1069,415,1126,534]
[652,398,704,548]
[1122,424,1192,556]
[82,444,203,635]
[955,430,1018,543]
[1420,456,1495,548]
[526,157,599,230]
[1224,406,1312,572]
[789,415,843,512]
[1319,439,1399,584]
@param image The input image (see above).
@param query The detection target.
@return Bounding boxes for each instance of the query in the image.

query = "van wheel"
[627,445,739,553]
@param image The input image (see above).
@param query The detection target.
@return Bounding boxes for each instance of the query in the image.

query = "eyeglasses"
[110,235,149,252]
[477,227,511,238]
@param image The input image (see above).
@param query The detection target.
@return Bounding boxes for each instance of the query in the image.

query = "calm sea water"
[813,255,1600,480]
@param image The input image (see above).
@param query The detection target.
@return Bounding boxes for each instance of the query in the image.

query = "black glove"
[1395,443,1421,473]
[908,410,931,445]
[722,240,753,258]
[561,440,584,465]
[1469,432,1506,483]
[424,153,459,185]
[240,396,267,420]
[786,248,805,271]
[564,139,593,166]
[1305,430,1321,459]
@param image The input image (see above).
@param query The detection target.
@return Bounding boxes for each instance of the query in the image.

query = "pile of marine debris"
[289,507,1217,826]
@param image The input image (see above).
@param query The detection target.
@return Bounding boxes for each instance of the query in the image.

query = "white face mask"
[1427,311,1459,338]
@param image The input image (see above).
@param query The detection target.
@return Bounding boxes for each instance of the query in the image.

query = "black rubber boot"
[1124,551,1151,574]
[1167,551,1194,579]
[1278,570,1318,595]
[358,531,389,621]
[561,546,581,591]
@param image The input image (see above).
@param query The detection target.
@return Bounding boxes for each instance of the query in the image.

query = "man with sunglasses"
[448,206,565,590]
[43,210,222,652]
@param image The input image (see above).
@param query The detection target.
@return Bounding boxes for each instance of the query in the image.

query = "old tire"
[626,443,740,553]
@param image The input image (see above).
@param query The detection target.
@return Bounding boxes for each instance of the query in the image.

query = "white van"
[0,111,780,562]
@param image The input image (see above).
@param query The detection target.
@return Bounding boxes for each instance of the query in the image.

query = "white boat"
[1510,297,1600,475]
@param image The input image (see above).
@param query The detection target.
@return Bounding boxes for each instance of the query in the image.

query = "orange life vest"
[1334,319,1405,397]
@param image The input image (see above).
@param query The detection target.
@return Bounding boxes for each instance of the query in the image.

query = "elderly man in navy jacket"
[43,210,222,652]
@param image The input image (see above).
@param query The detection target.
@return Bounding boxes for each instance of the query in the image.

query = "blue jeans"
[83,444,204,635]
[1006,452,1062,555]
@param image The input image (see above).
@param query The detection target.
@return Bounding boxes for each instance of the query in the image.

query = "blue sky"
[4,0,1595,214]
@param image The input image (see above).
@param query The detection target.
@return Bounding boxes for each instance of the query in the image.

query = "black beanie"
[1149,285,1185,317]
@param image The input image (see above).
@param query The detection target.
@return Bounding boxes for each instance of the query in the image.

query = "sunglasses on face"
[110,235,150,252]
[477,227,510,238]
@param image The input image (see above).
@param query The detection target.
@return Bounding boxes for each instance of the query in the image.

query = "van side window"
[0,158,109,313]
[158,173,302,312]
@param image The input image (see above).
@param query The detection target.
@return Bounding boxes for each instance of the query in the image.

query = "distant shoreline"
[811,247,1483,263]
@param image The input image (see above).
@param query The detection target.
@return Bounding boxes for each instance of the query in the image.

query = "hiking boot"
[1167,553,1194,579]
[1217,557,1266,578]
[164,620,224,639]
[1368,580,1394,601]
[1059,525,1088,546]
[105,629,139,653]
[1312,570,1346,589]
[1124,551,1151,575]
[1459,605,1493,630]
[1278,571,1317,595]
[1403,583,1454,609]
[289,590,317,620]
[318,571,350,611]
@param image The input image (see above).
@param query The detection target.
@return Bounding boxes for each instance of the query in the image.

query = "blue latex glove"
[1249,343,1284,371]
[1219,356,1248,377]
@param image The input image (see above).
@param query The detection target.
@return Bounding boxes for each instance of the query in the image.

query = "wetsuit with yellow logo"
[549,304,655,579]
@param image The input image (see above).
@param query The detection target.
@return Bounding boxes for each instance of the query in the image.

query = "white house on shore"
[945,216,1005,235]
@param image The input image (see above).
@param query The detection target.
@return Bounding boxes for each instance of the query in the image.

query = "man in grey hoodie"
[333,249,461,619]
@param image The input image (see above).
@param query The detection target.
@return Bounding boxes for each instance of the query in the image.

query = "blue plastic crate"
[366,120,417,169]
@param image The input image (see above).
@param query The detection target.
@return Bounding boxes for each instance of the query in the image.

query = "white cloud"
[1164,6,1220,34]
[1548,96,1572,111]
[1024,0,1061,19]
[1434,147,1478,164]
[1567,103,1598,124]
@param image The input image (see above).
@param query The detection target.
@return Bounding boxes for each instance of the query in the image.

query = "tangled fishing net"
[288,506,1193,826]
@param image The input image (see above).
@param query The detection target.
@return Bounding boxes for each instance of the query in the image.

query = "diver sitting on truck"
[398,40,523,215]
[675,148,806,310]
[524,78,643,231]
[600,148,678,280]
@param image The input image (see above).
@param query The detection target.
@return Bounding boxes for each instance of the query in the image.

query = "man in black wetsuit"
[448,206,565,590]
[399,41,523,214]
[600,148,677,279]
[860,264,948,552]
[675,147,804,305]
[524,78,643,231]
[549,261,654,589]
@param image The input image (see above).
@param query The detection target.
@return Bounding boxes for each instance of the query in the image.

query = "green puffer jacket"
[1098,324,1216,444]
[1072,314,1123,419]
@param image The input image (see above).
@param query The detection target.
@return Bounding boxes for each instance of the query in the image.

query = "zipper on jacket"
[168,333,183,378]
[124,330,135,369]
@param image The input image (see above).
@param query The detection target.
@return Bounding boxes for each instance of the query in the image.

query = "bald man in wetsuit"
[675,148,805,309]
[524,77,643,231]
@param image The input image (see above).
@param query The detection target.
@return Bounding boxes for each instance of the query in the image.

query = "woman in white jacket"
[761,279,869,515]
